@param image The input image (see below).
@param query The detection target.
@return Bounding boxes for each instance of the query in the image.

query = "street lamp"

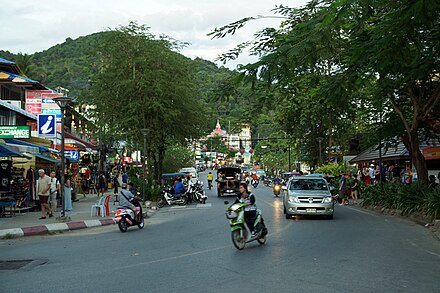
[316,137,324,166]
[53,96,72,221]
[140,128,150,201]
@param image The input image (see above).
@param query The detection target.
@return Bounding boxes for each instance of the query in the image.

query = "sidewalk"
[0,193,157,238]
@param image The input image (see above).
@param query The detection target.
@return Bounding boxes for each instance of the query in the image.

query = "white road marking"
[196,203,212,208]
[344,206,380,217]
[170,206,187,209]
[119,245,231,269]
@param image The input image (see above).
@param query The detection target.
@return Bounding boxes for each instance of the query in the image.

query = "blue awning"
[31,153,60,165]
[0,144,31,159]
[3,139,55,153]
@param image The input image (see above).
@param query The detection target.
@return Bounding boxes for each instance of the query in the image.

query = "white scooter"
[156,187,188,208]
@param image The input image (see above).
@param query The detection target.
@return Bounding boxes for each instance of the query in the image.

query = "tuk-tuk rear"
[216,166,242,197]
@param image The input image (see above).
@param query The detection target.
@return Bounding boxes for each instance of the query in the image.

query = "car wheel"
[285,213,291,219]
[327,214,334,220]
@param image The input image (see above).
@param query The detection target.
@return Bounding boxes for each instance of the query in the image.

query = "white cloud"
[0,0,309,69]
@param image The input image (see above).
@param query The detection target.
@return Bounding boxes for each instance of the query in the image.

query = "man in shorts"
[37,169,52,219]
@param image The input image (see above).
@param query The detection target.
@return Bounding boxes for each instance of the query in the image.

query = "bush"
[360,182,440,220]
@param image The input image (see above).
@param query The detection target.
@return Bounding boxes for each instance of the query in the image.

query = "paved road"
[1,172,440,293]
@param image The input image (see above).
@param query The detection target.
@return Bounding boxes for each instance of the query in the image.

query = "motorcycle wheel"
[257,235,267,245]
[137,216,145,229]
[231,230,246,250]
[202,197,207,204]
[118,219,128,233]
[157,198,166,208]
[179,197,188,206]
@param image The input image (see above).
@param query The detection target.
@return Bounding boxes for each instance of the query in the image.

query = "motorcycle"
[114,198,144,233]
[224,201,267,250]
[263,177,273,187]
[156,187,188,208]
[251,179,259,188]
[187,180,208,204]
[273,183,282,197]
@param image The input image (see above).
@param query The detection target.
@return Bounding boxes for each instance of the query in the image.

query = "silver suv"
[282,176,334,219]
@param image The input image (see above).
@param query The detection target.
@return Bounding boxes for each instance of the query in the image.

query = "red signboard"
[422,147,440,160]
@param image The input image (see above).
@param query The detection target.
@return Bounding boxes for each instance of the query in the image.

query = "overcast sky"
[0,0,308,69]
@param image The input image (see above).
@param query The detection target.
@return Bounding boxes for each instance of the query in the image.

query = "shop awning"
[4,138,57,153]
[64,132,96,149]
[0,100,37,121]
[31,153,60,165]
[0,144,31,159]
[0,70,46,90]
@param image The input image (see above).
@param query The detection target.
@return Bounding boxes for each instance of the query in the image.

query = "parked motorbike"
[273,183,282,197]
[251,179,259,188]
[156,187,188,208]
[263,177,273,187]
[114,199,144,233]
[187,180,208,204]
[224,201,267,250]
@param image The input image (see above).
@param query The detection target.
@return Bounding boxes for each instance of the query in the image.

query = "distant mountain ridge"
[0,31,231,98]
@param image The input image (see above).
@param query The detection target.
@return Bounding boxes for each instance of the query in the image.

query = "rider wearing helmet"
[236,182,258,235]
[207,172,213,188]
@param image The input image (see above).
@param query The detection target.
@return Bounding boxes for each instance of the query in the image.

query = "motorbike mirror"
[224,201,229,205]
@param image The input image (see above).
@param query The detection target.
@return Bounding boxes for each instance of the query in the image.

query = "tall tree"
[81,22,207,183]
[210,0,440,184]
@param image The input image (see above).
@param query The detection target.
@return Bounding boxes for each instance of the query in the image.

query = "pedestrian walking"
[122,172,128,185]
[49,170,60,213]
[64,174,73,211]
[350,175,359,204]
[37,169,52,219]
[338,171,348,205]
[97,171,106,196]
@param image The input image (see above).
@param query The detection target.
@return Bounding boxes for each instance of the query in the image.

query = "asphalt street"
[1,172,440,293]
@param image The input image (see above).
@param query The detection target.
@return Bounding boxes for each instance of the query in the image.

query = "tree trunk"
[402,132,428,185]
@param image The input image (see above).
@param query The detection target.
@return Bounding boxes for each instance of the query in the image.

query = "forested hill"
[1,32,273,131]
[1,32,230,98]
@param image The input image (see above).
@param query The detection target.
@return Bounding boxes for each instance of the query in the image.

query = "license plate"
[306,208,316,213]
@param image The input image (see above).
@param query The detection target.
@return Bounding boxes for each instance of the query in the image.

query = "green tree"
[81,22,207,186]
[210,0,440,184]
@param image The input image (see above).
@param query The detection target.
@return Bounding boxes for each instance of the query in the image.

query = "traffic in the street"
[1,171,439,293]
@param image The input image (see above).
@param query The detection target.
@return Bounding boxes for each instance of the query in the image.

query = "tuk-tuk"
[160,173,188,187]
[216,166,242,197]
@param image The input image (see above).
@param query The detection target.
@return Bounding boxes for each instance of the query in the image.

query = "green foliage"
[210,0,440,183]
[361,183,440,220]
[316,163,344,177]
[162,144,194,173]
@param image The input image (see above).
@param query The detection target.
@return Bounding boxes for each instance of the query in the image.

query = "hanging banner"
[0,160,12,192]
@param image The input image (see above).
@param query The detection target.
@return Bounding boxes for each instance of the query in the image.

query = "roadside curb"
[0,208,158,239]
[361,204,440,240]
[0,218,116,239]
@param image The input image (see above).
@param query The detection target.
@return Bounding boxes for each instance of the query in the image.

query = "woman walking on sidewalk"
[64,174,73,211]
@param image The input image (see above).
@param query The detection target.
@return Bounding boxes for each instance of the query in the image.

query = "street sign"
[0,126,31,139]
[65,150,79,161]
[37,114,56,137]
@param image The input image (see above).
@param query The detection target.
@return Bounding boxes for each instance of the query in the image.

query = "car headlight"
[323,197,332,203]
[288,196,299,203]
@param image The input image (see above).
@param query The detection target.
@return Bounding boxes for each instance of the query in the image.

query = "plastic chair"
[103,195,111,217]
[91,196,105,217]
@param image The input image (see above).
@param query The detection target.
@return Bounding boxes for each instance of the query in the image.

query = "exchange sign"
[0,126,31,139]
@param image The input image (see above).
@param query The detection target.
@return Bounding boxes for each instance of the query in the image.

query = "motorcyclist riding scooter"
[272,175,282,197]
[115,183,144,232]
[236,183,258,236]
